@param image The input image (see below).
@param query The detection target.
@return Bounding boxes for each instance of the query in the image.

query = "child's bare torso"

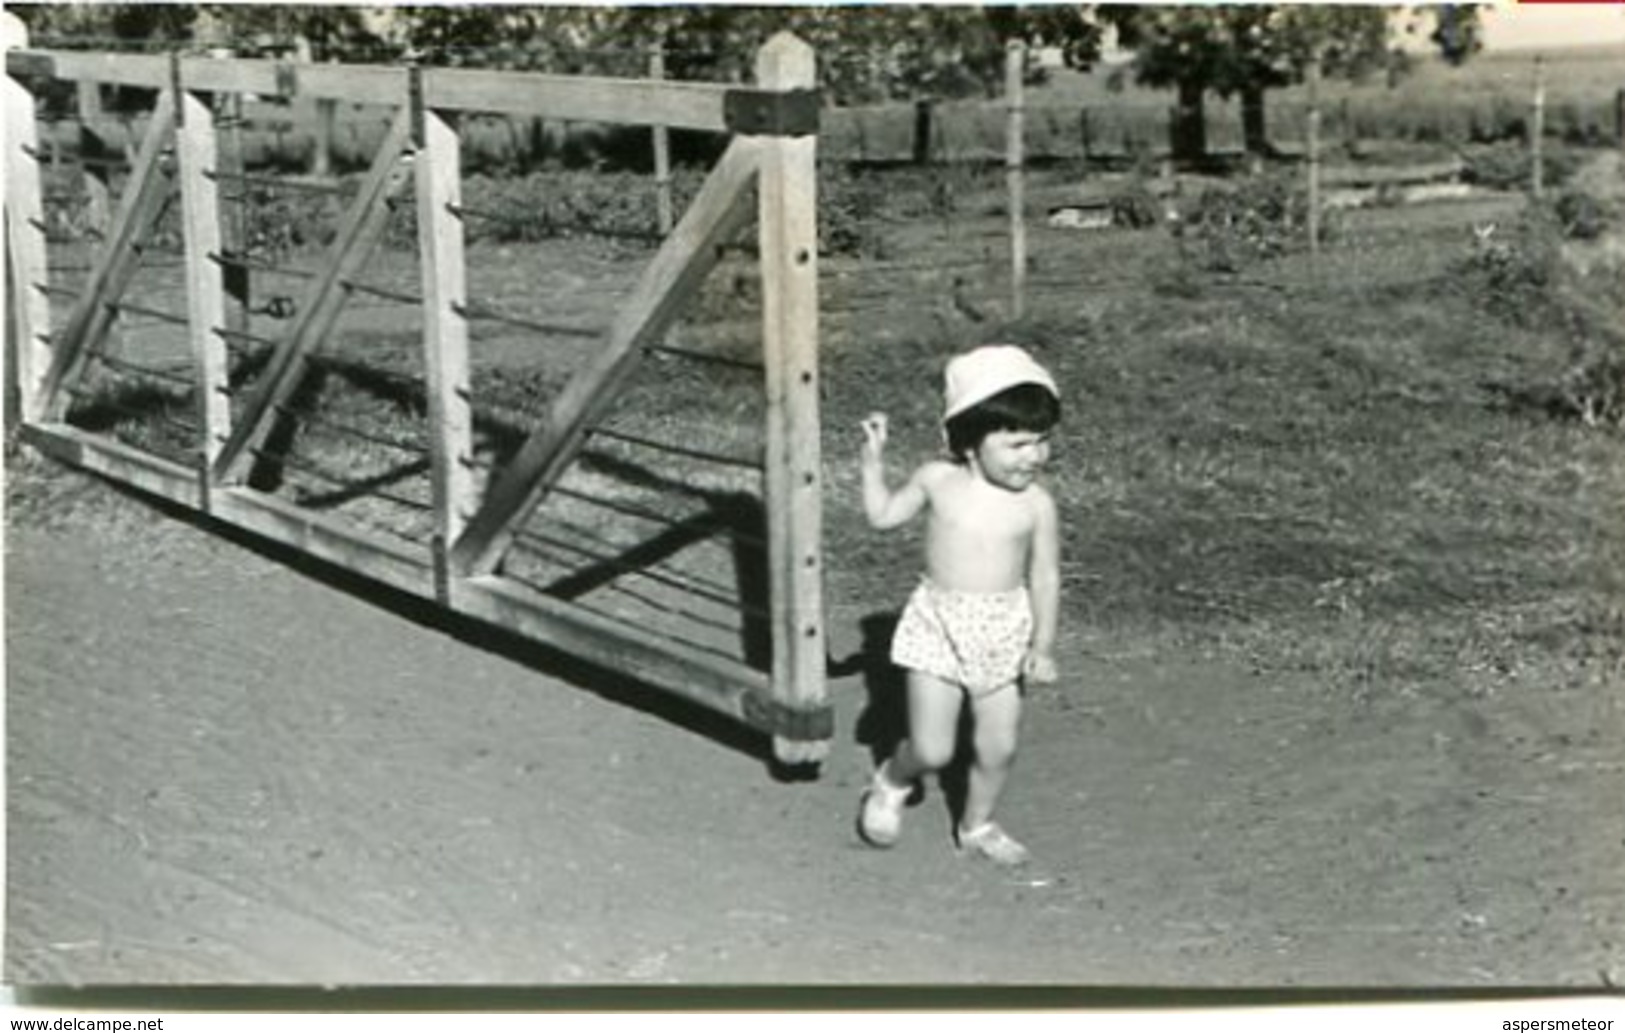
[919,461,1044,594]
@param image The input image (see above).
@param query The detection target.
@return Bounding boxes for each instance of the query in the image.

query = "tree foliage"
[1100,5,1484,159]
[390,5,1102,104]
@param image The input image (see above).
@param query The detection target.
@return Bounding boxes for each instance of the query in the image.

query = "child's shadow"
[835,611,970,822]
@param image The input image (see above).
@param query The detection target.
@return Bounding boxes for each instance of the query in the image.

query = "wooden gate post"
[174,55,232,493]
[755,33,828,765]
[413,70,475,603]
[4,16,52,428]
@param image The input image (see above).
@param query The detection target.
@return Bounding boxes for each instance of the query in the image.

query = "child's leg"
[959,682,1023,833]
[883,669,964,785]
[859,670,963,847]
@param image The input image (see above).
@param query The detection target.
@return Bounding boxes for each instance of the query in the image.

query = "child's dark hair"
[944,383,1061,458]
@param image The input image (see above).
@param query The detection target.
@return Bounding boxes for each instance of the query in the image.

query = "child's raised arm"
[860,413,928,530]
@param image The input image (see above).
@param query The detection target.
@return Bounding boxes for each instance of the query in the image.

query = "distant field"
[825,43,1625,163]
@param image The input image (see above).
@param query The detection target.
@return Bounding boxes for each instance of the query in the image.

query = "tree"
[387,5,1101,104]
[1101,5,1483,162]
[13,4,199,49]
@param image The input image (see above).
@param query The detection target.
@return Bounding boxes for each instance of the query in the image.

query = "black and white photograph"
[3,1,1623,999]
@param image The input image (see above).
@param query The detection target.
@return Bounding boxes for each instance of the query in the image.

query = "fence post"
[413,68,476,603]
[1530,55,1545,198]
[312,97,336,177]
[4,12,51,429]
[1306,53,1322,258]
[913,97,933,165]
[174,55,232,497]
[1005,39,1026,321]
[649,45,674,236]
[1616,88,1624,168]
[755,33,827,766]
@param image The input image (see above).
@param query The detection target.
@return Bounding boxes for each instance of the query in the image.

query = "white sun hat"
[942,344,1059,422]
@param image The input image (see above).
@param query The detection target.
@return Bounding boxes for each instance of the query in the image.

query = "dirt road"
[5,460,1620,989]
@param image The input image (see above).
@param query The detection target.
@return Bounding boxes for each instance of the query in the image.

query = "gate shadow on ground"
[834,610,976,826]
[42,356,814,779]
[59,476,810,779]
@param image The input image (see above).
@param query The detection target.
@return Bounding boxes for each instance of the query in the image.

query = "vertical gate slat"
[176,69,231,490]
[415,89,474,603]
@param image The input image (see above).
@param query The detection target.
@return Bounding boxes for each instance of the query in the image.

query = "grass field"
[817,161,1625,695]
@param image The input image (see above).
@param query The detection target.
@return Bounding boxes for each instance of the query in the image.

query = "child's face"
[971,428,1052,492]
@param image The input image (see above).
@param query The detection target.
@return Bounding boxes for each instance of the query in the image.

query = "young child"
[857,344,1061,866]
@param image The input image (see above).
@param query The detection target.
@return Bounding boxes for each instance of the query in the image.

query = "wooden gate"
[4,34,830,767]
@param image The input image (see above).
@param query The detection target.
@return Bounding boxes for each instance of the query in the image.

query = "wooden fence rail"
[4,33,832,770]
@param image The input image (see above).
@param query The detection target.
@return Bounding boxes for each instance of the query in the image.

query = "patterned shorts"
[891,579,1033,697]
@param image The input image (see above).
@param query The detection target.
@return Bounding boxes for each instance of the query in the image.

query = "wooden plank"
[4,49,55,81]
[5,41,52,424]
[452,575,769,726]
[211,105,413,484]
[415,100,474,601]
[37,50,170,88]
[448,135,761,577]
[20,423,202,509]
[754,33,828,765]
[209,487,431,598]
[175,56,283,99]
[176,82,231,482]
[177,58,407,106]
[424,66,731,131]
[37,89,176,420]
[300,64,409,106]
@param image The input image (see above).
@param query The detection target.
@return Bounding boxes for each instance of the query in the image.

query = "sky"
[1479,3,1625,52]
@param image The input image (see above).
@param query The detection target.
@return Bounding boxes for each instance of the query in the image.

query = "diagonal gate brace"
[447,136,763,579]
[210,105,414,487]
[36,90,177,420]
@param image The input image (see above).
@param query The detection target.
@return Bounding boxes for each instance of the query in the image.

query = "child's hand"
[860,413,888,465]
[1022,650,1058,686]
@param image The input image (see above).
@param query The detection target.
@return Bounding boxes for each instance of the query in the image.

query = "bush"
[1461,142,1585,193]
[1173,174,1334,273]
[1448,206,1564,327]
[1552,189,1612,241]
[819,165,890,258]
[1107,177,1164,230]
